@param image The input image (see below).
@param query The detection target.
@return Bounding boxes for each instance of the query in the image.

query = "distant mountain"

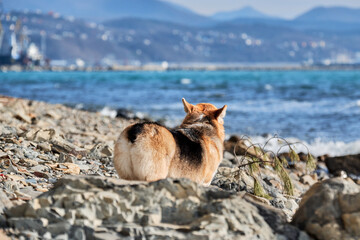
[212,6,274,21]
[3,0,214,26]
[224,6,360,32]
[295,6,360,23]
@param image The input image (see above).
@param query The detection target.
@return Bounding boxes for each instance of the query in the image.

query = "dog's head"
[181,98,227,128]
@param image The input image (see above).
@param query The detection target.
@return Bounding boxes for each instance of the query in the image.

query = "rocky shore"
[0,96,359,239]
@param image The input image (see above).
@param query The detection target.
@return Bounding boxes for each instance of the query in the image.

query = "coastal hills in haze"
[2,0,360,64]
[295,6,360,23]
[3,0,214,26]
[4,0,360,25]
[212,6,274,21]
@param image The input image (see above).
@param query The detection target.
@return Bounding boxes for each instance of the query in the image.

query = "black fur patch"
[127,123,144,143]
[127,122,163,143]
[171,129,203,166]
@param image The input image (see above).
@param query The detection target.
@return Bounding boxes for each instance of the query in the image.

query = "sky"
[163,0,360,19]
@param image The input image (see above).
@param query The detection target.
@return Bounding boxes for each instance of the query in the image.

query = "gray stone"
[23,149,39,159]
[4,176,307,239]
[34,129,57,142]
[285,199,299,213]
[37,142,52,152]
[0,125,17,138]
[219,158,233,167]
[47,222,71,236]
[0,189,13,213]
[88,143,113,159]
[59,153,76,163]
[325,154,360,176]
[20,230,39,240]
[51,138,88,157]
[71,227,86,240]
[8,218,48,234]
[42,232,52,240]
[92,232,121,240]
[54,234,69,240]
[338,192,360,213]
[292,177,360,240]
[223,151,235,160]
[30,165,50,172]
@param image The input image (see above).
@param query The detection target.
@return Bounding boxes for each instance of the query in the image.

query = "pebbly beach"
[0,95,359,239]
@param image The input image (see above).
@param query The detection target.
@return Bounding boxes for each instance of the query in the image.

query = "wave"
[229,99,360,115]
[241,135,360,157]
[99,106,117,119]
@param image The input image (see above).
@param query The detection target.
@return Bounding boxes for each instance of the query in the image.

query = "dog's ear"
[182,98,194,113]
[214,105,227,124]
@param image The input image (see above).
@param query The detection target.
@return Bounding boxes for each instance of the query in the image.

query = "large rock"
[0,190,13,214]
[325,154,360,176]
[292,177,360,240]
[4,176,308,239]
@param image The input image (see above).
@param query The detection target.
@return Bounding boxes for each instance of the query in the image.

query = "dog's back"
[113,98,227,185]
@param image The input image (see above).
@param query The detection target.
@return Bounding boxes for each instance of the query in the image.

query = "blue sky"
[163,0,360,19]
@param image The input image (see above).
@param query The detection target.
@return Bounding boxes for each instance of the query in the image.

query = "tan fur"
[113,98,227,185]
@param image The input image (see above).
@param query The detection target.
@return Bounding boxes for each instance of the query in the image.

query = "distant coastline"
[1,63,360,72]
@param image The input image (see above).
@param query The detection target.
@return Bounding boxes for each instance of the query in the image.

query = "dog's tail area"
[113,123,176,181]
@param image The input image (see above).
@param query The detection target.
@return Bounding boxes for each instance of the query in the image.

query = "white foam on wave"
[99,106,117,119]
[264,84,273,91]
[180,78,192,85]
[150,102,183,111]
[235,135,360,157]
[356,100,360,107]
[75,103,84,110]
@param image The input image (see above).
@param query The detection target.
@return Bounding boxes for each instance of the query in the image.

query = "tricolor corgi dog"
[113,98,227,185]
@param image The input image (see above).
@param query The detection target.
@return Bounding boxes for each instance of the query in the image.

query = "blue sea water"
[1,71,360,156]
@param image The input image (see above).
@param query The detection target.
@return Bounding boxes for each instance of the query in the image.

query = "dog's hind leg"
[114,130,137,180]
[114,123,176,182]
[129,126,176,181]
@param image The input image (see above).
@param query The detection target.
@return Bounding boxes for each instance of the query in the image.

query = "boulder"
[4,176,308,239]
[0,190,13,214]
[325,154,360,176]
[292,177,360,240]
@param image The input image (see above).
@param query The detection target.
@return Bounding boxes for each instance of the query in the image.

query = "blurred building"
[0,4,44,66]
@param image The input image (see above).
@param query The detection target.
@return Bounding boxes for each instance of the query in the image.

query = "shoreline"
[1,63,360,72]
[2,95,360,158]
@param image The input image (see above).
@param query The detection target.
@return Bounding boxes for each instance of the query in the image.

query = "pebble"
[300,174,317,186]
[37,142,52,152]
[223,151,235,160]
[285,199,299,213]
[30,165,50,172]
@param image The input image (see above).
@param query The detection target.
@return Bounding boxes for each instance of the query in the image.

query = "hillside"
[227,6,360,32]
[295,6,360,23]
[3,0,214,26]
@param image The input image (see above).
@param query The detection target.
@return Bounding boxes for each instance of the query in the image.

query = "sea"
[1,70,360,157]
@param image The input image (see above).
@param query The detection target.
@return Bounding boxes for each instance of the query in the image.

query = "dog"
[113,98,227,185]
